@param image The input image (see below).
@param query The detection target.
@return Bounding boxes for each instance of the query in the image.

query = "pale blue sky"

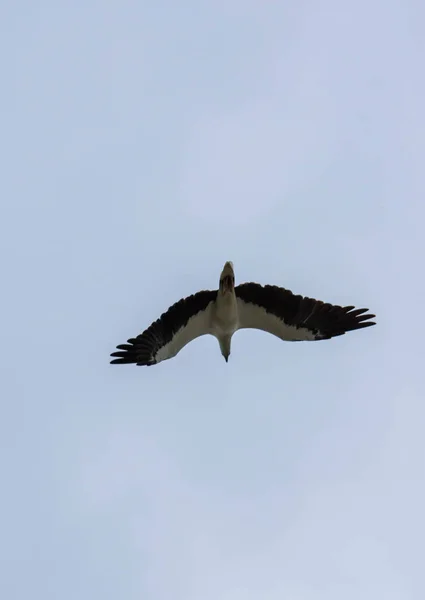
[1,1,424,599]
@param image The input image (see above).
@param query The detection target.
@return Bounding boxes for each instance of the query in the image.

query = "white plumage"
[110,261,376,366]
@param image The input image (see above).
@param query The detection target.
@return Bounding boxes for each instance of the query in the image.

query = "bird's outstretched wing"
[111,290,217,366]
[235,282,376,342]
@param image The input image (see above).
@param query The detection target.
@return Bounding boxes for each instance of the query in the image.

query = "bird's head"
[219,261,235,294]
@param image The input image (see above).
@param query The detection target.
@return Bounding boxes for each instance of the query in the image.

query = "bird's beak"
[220,262,235,293]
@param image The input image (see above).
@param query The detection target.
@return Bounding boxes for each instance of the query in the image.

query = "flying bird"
[110,261,376,366]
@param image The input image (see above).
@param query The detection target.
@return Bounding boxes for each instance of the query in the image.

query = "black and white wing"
[235,283,376,342]
[111,290,217,366]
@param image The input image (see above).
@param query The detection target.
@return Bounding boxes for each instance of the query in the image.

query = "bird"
[110,261,376,367]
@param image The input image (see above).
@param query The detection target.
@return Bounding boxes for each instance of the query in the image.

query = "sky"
[1,0,424,598]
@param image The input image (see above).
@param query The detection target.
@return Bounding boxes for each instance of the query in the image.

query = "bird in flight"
[110,261,376,366]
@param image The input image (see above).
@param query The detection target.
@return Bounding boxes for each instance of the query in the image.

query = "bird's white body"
[110,261,376,366]
[210,262,238,360]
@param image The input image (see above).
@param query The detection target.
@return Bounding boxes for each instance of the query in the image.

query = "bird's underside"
[110,261,376,366]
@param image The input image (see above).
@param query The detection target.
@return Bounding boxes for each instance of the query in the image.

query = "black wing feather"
[110,289,217,366]
[235,283,376,340]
